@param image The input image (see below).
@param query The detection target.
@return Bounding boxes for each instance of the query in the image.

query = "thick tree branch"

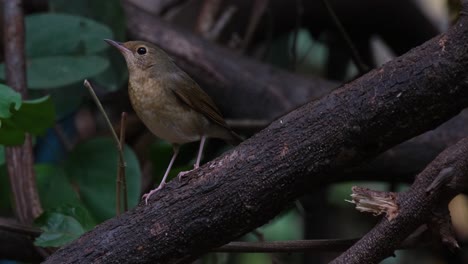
[332,135,468,264]
[338,109,468,184]
[43,6,468,264]
[121,0,466,186]
[3,0,42,224]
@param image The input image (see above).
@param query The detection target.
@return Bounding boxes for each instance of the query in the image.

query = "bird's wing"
[170,72,229,129]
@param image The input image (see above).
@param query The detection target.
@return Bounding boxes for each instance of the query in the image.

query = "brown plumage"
[105,39,241,204]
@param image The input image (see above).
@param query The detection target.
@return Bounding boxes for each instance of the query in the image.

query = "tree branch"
[122,0,463,184]
[337,109,468,184]
[43,6,468,263]
[332,135,468,263]
[3,0,42,224]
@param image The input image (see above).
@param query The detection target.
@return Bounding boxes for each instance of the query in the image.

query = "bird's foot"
[178,169,193,181]
[178,165,199,181]
[142,182,165,205]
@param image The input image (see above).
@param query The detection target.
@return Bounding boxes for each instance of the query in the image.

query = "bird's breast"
[128,81,207,144]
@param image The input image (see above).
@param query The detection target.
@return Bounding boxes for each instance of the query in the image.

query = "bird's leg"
[143,145,180,204]
[194,135,206,169]
[178,135,206,181]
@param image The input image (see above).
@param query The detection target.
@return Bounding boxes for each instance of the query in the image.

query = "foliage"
[48,0,128,92]
[0,13,114,118]
[0,84,55,145]
[65,138,142,222]
[34,205,95,247]
[31,138,142,246]
[0,4,141,248]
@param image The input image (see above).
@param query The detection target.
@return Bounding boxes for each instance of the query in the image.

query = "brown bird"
[105,39,242,204]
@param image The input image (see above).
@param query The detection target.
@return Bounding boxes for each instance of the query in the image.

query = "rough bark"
[337,109,468,184]
[3,0,42,224]
[121,0,463,186]
[331,136,468,264]
[43,7,468,264]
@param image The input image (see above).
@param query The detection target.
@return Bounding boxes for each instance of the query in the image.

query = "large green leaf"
[49,0,125,40]
[34,205,95,247]
[0,122,25,146]
[25,13,113,57]
[27,56,108,89]
[35,164,81,210]
[47,1,127,91]
[9,96,55,135]
[0,56,109,90]
[65,138,141,222]
[0,146,4,165]
[28,82,85,120]
[0,84,21,120]
[34,164,97,247]
[0,95,55,146]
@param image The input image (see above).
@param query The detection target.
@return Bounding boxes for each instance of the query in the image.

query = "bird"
[104,39,242,204]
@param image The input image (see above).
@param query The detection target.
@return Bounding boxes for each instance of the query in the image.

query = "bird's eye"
[137,47,147,55]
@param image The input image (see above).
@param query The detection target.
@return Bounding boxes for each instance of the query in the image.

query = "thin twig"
[241,0,269,52]
[54,124,74,151]
[0,217,42,237]
[0,217,426,255]
[321,0,369,74]
[195,0,222,37]
[83,80,128,215]
[207,5,237,41]
[119,112,128,212]
[84,80,120,145]
[213,239,358,253]
[212,230,427,253]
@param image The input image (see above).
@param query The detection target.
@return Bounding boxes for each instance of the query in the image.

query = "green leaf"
[93,54,128,91]
[0,56,109,90]
[35,164,80,210]
[0,145,4,165]
[29,83,85,120]
[49,0,125,40]
[65,138,142,222]
[8,96,55,135]
[46,1,127,91]
[24,56,108,89]
[0,95,54,146]
[0,122,25,146]
[25,13,113,57]
[34,205,95,247]
[250,210,302,241]
[0,84,21,119]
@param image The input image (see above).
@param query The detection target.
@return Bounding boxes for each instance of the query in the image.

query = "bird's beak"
[104,39,131,56]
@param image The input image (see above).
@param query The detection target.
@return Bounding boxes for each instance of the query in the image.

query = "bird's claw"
[178,170,192,181]
[142,182,165,205]
[178,165,200,181]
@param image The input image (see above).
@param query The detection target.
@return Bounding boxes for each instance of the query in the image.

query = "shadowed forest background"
[1,0,468,263]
